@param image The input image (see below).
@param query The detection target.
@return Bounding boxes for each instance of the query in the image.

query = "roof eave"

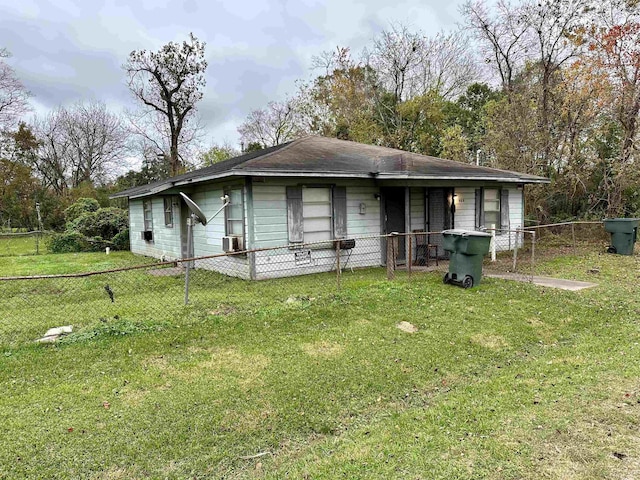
[111,169,549,200]
[374,173,550,184]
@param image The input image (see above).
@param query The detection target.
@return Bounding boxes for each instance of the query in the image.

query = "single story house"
[112,136,548,279]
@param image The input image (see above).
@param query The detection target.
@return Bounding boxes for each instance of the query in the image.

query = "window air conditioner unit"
[141,230,153,241]
[222,236,241,252]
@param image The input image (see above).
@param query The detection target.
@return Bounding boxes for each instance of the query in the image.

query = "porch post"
[405,187,411,264]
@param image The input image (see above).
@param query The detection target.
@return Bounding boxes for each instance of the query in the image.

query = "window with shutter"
[287,185,348,244]
[483,189,500,229]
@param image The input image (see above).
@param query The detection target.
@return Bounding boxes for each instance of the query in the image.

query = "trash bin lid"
[442,229,492,237]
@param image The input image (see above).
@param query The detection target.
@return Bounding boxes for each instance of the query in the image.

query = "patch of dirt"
[208,304,237,316]
[470,333,508,350]
[285,295,316,305]
[396,321,418,333]
[185,348,270,388]
[139,348,269,389]
[94,466,137,479]
[120,388,150,407]
[302,341,344,358]
[221,403,275,434]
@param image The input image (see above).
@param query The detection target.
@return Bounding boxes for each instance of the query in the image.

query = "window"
[483,189,500,228]
[163,197,173,227]
[143,200,153,231]
[225,187,244,236]
[287,185,347,244]
[302,187,332,243]
[475,188,509,231]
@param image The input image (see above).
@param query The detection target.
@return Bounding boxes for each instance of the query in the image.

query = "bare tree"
[461,0,531,92]
[0,48,31,130]
[31,109,70,195]
[123,33,207,176]
[366,24,425,102]
[62,100,128,186]
[417,31,480,100]
[238,98,307,148]
[30,102,128,192]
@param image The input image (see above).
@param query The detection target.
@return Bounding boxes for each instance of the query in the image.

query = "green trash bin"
[603,218,640,255]
[442,229,492,288]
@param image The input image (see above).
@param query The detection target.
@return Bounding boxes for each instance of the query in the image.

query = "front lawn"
[1,251,639,478]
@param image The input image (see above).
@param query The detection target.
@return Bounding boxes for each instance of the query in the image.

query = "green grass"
[0,233,44,257]
[1,251,640,478]
[0,250,155,277]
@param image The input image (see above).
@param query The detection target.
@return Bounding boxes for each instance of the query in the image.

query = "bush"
[64,198,100,223]
[87,236,112,252]
[47,231,90,253]
[112,229,130,251]
[69,208,128,239]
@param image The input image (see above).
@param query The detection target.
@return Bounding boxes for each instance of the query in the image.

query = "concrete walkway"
[486,273,598,291]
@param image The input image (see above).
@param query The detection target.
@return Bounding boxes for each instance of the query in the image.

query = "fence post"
[512,229,519,272]
[335,240,341,291]
[531,231,536,283]
[386,234,395,280]
[491,225,496,262]
[407,234,412,280]
[571,222,576,256]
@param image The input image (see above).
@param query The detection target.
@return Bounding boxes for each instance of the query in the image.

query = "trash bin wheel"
[607,246,617,254]
[443,273,451,284]
[462,275,474,289]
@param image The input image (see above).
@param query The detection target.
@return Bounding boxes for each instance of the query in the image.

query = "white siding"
[410,187,425,231]
[458,185,524,252]
[453,187,476,230]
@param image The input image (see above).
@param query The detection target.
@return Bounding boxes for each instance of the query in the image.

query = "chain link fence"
[0,230,50,256]
[0,222,616,348]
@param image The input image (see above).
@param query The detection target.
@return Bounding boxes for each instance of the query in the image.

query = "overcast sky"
[2,0,471,150]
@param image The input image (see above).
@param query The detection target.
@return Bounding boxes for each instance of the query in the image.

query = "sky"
[1,0,471,151]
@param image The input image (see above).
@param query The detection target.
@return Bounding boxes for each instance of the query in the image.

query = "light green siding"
[129,197,182,259]
[251,178,382,279]
[127,177,526,279]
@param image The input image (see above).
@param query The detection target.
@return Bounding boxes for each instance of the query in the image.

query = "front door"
[382,187,406,263]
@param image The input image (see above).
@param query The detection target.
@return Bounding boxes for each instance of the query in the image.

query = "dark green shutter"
[475,188,483,229]
[333,186,347,238]
[286,186,303,243]
[500,189,510,231]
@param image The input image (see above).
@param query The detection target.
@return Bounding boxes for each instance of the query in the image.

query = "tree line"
[0,34,210,230]
[238,0,640,221]
[1,0,639,231]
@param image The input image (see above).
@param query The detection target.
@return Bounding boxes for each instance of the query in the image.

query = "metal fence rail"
[0,222,615,347]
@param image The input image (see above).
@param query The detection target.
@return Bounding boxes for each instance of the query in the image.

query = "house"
[111,136,548,279]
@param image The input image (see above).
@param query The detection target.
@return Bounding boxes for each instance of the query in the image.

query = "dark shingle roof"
[112,136,548,199]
